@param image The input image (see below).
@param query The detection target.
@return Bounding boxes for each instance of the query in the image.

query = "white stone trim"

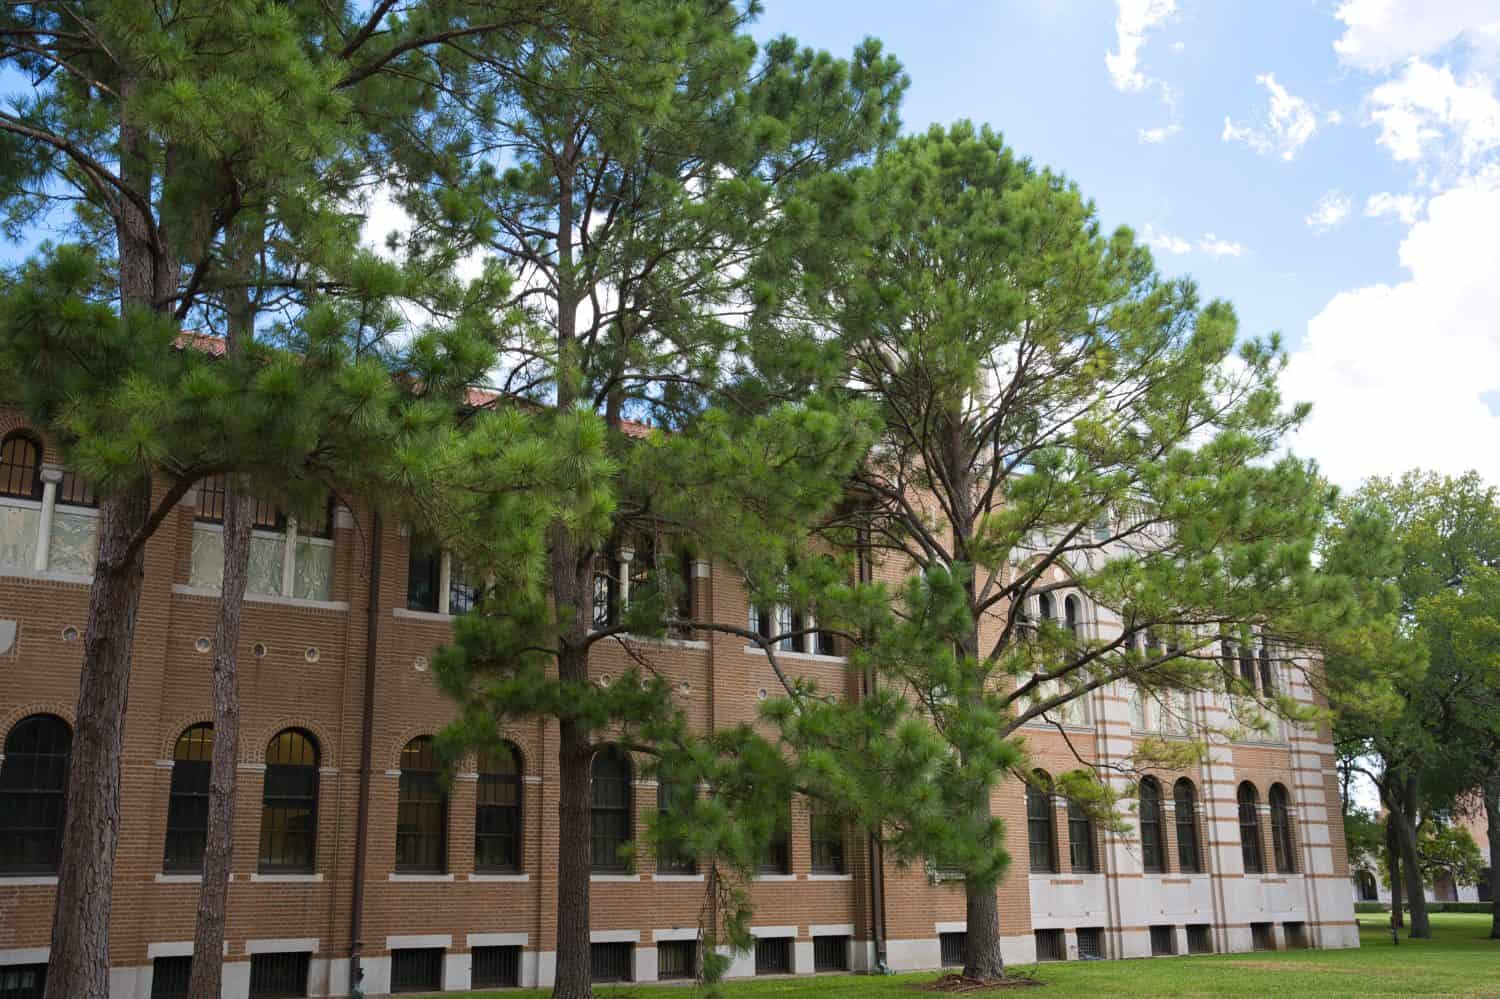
[651,874,705,883]
[467,932,528,948]
[386,934,452,950]
[467,873,529,883]
[751,873,796,882]
[147,941,228,958]
[248,873,322,884]
[935,921,967,934]
[0,947,49,964]
[153,873,201,885]
[651,928,701,942]
[392,607,453,623]
[245,938,318,955]
[590,930,641,943]
[0,876,58,886]
[810,924,855,937]
[750,925,798,938]
[172,584,349,613]
[591,873,641,883]
[806,873,853,882]
[387,873,454,883]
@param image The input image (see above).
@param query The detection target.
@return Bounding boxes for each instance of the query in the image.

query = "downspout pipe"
[348,510,383,997]
[859,527,890,974]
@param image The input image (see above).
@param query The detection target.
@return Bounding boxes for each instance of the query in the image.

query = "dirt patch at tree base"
[915,972,1046,992]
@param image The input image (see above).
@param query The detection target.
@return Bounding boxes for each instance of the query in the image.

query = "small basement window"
[249,952,309,998]
[1186,924,1213,954]
[1251,922,1276,952]
[657,939,697,980]
[150,957,192,999]
[1282,922,1307,950]
[471,946,520,989]
[1035,929,1066,962]
[1150,925,1176,956]
[0,964,47,999]
[754,937,792,976]
[1076,927,1105,960]
[939,932,966,967]
[590,942,632,984]
[814,935,850,972]
[390,948,444,993]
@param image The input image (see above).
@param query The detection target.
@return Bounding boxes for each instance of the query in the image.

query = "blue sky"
[757,1,1500,489]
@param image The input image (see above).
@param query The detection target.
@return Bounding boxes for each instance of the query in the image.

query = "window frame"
[1238,782,1265,874]
[1173,778,1202,874]
[0,714,71,875]
[1269,783,1296,874]
[475,743,523,874]
[395,736,447,874]
[590,747,633,873]
[1067,797,1096,873]
[654,778,697,875]
[1139,777,1165,874]
[258,729,319,874]
[1026,773,1057,874]
[809,805,847,875]
[163,724,214,873]
[0,432,43,501]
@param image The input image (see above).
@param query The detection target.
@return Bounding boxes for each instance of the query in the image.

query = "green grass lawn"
[447,912,1500,998]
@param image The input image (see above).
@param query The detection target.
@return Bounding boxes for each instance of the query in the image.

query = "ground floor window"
[1251,923,1276,952]
[471,946,520,989]
[248,952,309,998]
[754,937,792,975]
[813,935,849,972]
[150,957,191,999]
[657,940,697,980]
[1186,924,1213,954]
[590,942,632,983]
[1035,929,1066,961]
[1149,925,1176,956]
[390,948,443,993]
[939,932,966,967]
[0,964,47,999]
[1076,927,1105,960]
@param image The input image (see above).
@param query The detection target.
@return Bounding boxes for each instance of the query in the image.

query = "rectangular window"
[655,780,696,875]
[753,937,792,976]
[471,946,520,989]
[1034,929,1066,962]
[1186,924,1213,955]
[1076,927,1104,960]
[1068,803,1096,873]
[1251,922,1276,952]
[657,940,697,981]
[590,942,632,983]
[758,802,791,875]
[0,964,47,999]
[1282,922,1307,950]
[248,952,309,998]
[150,957,192,999]
[813,935,849,972]
[406,543,441,612]
[390,948,444,993]
[939,932,966,967]
[1149,925,1176,956]
[809,809,846,874]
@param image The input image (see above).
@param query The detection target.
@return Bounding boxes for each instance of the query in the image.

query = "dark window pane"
[259,730,319,872]
[1067,799,1096,873]
[150,957,192,999]
[164,724,214,872]
[406,543,441,612]
[471,946,520,989]
[1174,779,1202,874]
[753,938,791,976]
[1150,925,1176,956]
[0,434,42,500]
[657,939,697,980]
[1027,779,1056,874]
[0,715,71,874]
[758,800,791,876]
[1140,779,1164,873]
[476,745,522,872]
[1270,784,1296,874]
[57,469,95,507]
[810,808,846,875]
[0,963,47,999]
[1036,929,1066,961]
[249,952,309,998]
[590,942,632,983]
[1239,784,1264,874]
[813,935,849,972]
[655,780,696,875]
[390,949,443,993]
[591,748,632,872]
[939,933,966,967]
[396,737,446,873]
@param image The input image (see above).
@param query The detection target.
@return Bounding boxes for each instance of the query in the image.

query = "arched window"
[1064,595,1080,636]
[0,432,42,500]
[396,736,446,873]
[1067,798,1096,873]
[1037,593,1054,622]
[1139,777,1165,873]
[1027,771,1057,873]
[0,714,71,873]
[164,724,214,872]
[656,778,697,875]
[591,747,632,872]
[1238,782,1264,874]
[259,729,319,873]
[1258,645,1276,697]
[1357,869,1378,901]
[1173,779,1202,873]
[476,743,522,873]
[1269,783,1296,873]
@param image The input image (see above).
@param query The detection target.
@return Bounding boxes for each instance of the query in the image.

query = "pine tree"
[0,3,544,995]
[415,6,906,995]
[802,122,1356,979]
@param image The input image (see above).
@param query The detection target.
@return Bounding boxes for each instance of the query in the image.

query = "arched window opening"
[0,714,71,873]
[1037,593,1054,622]
[0,433,42,500]
[259,729,319,872]
[1027,771,1057,874]
[1173,779,1202,873]
[1139,777,1165,873]
[1064,595,1080,636]
[164,724,214,872]
[396,736,446,873]
[1238,782,1264,874]
[476,743,522,873]
[1258,645,1277,697]
[1270,783,1296,874]
[591,747,632,872]
[1067,798,1096,873]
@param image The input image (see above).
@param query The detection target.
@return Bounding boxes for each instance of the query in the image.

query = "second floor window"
[396,736,447,873]
[0,714,71,874]
[655,779,697,875]
[164,724,214,872]
[476,745,522,873]
[1139,778,1165,873]
[0,433,42,500]
[1270,783,1296,874]
[1238,782,1264,874]
[1027,774,1057,874]
[809,806,846,875]
[1175,779,1203,874]
[259,729,319,873]
[406,540,479,615]
[1067,798,1096,873]
[591,747,633,872]
[759,798,791,876]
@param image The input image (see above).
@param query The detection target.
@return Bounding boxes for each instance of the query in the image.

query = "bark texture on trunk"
[187,484,252,998]
[1484,774,1499,940]
[963,879,1005,979]
[1386,819,1403,929]
[554,710,595,999]
[43,480,151,999]
[1387,777,1430,939]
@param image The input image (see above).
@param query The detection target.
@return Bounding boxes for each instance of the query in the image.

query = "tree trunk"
[1484,773,1499,940]
[43,481,152,999]
[186,482,252,998]
[1386,778,1430,939]
[554,709,594,999]
[1386,818,1403,928]
[963,877,1005,979]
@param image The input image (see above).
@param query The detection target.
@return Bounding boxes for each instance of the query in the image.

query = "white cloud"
[1305,189,1354,231]
[1107,0,1177,92]
[1368,59,1500,166]
[1365,191,1426,222]
[1221,73,1325,160]
[1142,224,1191,254]
[1282,181,1500,487]
[1197,233,1246,257]
[1333,0,1500,71]
[1138,123,1181,143]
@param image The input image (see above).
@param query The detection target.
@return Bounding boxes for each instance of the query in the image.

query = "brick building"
[0,412,1356,997]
